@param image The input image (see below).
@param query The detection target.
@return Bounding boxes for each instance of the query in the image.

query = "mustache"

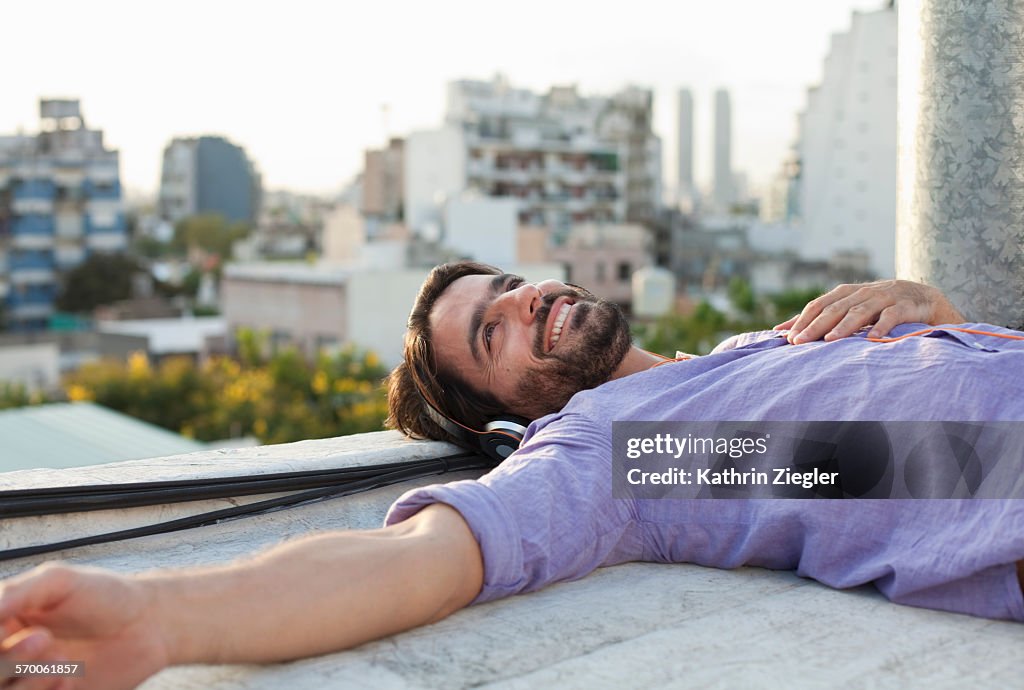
[532,286,596,356]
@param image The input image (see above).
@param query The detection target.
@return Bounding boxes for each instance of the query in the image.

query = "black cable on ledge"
[0,453,493,563]
[0,452,485,519]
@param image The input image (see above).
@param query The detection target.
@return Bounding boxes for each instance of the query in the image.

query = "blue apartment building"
[159,135,261,226]
[0,100,127,331]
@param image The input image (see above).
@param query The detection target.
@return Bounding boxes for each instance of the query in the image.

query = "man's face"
[429,273,632,419]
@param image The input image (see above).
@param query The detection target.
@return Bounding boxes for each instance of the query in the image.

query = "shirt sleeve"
[384,415,643,604]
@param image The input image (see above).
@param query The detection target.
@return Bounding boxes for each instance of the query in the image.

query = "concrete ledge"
[1,432,1022,688]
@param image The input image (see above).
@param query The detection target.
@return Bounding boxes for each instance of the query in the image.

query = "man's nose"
[535,279,567,295]
[502,282,544,324]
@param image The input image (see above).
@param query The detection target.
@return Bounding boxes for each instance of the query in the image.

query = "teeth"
[549,303,572,349]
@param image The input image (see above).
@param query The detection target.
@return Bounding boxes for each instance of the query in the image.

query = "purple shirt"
[386,323,1024,620]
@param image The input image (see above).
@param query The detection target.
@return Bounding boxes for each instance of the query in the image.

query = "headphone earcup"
[480,416,530,463]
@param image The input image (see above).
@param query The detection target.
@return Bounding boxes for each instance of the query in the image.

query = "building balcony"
[84,179,121,200]
[0,429,1016,687]
[85,231,128,252]
[9,289,55,307]
[12,161,55,180]
[13,179,56,199]
[8,268,57,285]
[7,302,55,319]
[12,216,56,241]
[11,233,55,250]
[55,214,84,239]
[54,245,87,268]
[53,169,86,188]
[12,197,55,215]
[86,164,119,185]
[86,201,123,227]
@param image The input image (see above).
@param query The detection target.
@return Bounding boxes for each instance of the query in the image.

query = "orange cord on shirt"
[865,326,1024,343]
[645,350,694,369]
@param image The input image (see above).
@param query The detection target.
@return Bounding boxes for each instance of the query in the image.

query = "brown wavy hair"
[385,261,507,444]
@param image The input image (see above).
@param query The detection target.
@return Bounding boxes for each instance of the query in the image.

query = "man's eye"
[506,278,524,291]
[485,323,496,348]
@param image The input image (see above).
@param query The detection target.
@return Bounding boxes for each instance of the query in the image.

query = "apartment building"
[0,99,127,331]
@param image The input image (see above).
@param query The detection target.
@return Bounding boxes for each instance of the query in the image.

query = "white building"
[712,89,735,212]
[795,6,897,278]
[677,89,695,210]
[444,195,518,267]
[405,76,661,238]
[158,139,197,224]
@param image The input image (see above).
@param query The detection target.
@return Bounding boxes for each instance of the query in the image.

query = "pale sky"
[2,0,887,200]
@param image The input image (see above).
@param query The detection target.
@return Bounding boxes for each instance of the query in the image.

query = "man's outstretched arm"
[0,503,482,690]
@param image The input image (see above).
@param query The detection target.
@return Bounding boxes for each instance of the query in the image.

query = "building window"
[271,330,291,354]
[316,335,339,353]
[617,262,631,282]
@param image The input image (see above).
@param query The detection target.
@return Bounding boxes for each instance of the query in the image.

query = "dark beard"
[506,288,632,420]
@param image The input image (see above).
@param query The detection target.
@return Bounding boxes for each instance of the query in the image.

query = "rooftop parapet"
[1,431,1020,687]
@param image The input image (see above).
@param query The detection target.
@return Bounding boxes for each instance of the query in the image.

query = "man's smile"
[545,298,575,352]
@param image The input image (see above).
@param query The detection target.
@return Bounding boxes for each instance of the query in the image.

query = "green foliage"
[639,283,829,357]
[172,214,250,260]
[133,234,173,259]
[180,268,202,298]
[63,343,390,444]
[55,253,142,313]
[767,286,828,324]
[640,301,729,357]
[727,276,756,315]
[0,382,36,410]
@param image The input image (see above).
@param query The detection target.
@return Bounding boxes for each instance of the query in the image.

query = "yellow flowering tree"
[62,339,390,445]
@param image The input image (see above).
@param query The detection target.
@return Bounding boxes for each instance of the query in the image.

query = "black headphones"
[415,386,530,464]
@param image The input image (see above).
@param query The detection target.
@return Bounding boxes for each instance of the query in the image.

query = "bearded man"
[2,261,1023,690]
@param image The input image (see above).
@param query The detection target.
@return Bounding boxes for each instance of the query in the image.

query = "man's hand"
[0,562,168,690]
[774,279,965,344]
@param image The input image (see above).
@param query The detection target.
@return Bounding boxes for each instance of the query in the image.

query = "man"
[2,262,1023,690]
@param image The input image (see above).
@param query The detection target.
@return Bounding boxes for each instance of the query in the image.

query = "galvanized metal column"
[897,0,1024,326]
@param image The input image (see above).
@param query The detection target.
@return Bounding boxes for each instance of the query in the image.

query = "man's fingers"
[792,299,861,343]
[3,617,25,639]
[820,303,882,341]
[1,627,54,688]
[867,307,904,339]
[773,315,798,331]
[786,304,826,343]
[0,564,73,623]
[785,284,862,343]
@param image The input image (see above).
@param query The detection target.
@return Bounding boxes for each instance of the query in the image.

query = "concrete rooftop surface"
[1,431,1022,689]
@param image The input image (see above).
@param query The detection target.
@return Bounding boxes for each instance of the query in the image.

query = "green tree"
[768,286,828,325]
[172,214,250,260]
[64,344,389,445]
[0,382,34,410]
[56,253,142,313]
[640,301,729,357]
[727,276,756,315]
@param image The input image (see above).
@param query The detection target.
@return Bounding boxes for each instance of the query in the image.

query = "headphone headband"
[413,378,528,464]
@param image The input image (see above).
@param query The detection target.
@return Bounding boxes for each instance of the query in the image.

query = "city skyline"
[3,0,886,199]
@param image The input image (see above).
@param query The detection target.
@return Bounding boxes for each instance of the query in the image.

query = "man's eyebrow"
[468,273,515,364]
